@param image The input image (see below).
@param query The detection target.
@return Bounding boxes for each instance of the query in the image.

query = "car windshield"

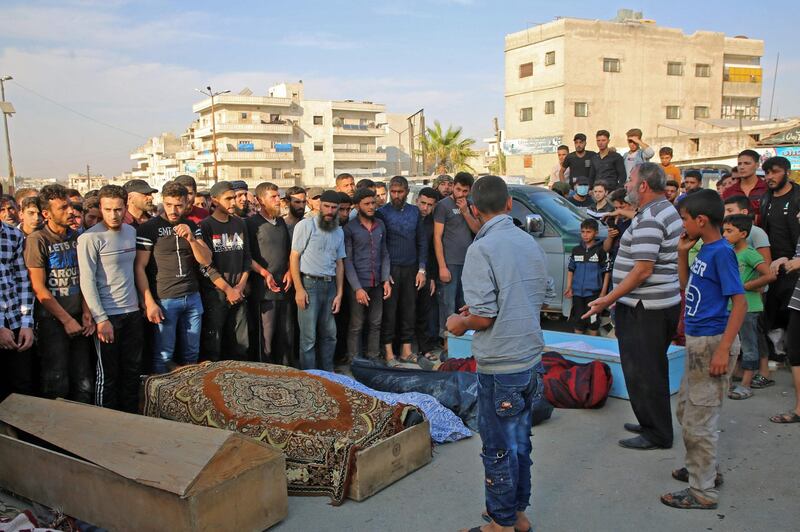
[527,191,589,233]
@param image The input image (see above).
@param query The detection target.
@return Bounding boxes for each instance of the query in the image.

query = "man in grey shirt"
[447,175,546,532]
[77,185,142,412]
[290,190,346,370]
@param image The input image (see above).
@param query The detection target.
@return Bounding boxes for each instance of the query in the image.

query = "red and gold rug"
[142,361,414,504]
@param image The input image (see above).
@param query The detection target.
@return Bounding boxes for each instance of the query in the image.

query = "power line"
[8,80,147,139]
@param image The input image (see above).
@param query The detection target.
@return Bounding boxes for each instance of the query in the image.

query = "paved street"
[276,366,800,532]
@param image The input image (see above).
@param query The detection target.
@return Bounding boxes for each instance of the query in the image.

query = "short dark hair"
[352,188,376,204]
[453,171,474,188]
[418,187,440,201]
[723,214,753,237]
[98,185,127,203]
[338,192,352,205]
[659,146,673,157]
[254,182,279,198]
[38,184,69,211]
[174,174,197,191]
[723,195,750,212]
[85,189,100,199]
[335,173,354,183]
[472,175,508,214]
[13,188,37,203]
[374,182,386,190]
[557,144,570,152]
[596,130,610,139]
[19,196,39,211]
[573,133,587,141]
[0,194,15,208]
[592,180,609,192]
[626,128,643,138]
[738,149,760,163]
[609,189,628,203]
[762,156,791,174]
[684,170,703,182]
[678,189,724,226]
[162,181,188,199]
[665,180,679,188]
[356,178,376,190]
[389,175,409,190]
[66,188,82,199]
[84,196,100,211]
[580,218,599,231]
[285,186,306,198]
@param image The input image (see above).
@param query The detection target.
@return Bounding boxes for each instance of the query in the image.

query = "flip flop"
[769,412,800,424]
[660,488,717,510]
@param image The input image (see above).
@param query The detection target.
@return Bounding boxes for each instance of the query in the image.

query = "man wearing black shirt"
[199,181,252,362]
[247,182,294,365]
[135,182,212,373]
[568,178,596,209]
[560,133,597,188]
[589,130,626,190]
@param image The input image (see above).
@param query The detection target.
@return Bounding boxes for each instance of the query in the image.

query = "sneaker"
[751,374,775,389]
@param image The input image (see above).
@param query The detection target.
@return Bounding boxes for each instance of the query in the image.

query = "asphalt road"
[275,364,800,532]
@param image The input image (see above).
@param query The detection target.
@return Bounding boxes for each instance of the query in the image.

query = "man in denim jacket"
[447,175,547,532]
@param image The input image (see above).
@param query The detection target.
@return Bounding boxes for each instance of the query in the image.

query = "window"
[667,62,684,76]
[240,168,253,179]
[241,112,248,120]
[314,167,325,177]
[544,100,555,115]
[314,142,324,152]
[666,106,681,119]
[519,107,533,122]
[694,106,710,119]
[695,64,711,78]
[574,102,588,117]
[603,58,620,73]
[545,51,555,66]
[689,138,700,153]
[519,62,533,78]
[313,115,323,125]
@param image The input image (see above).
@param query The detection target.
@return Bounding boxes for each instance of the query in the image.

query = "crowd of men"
[0,171,484,412]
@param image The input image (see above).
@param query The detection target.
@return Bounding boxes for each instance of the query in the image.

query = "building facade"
[129,133,183,192]
[504,14,765,181]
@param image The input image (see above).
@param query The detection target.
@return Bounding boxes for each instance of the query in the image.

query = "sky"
[0,0,797,179]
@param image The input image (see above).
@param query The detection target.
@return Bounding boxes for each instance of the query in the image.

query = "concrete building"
[187,82,387,188]
[129,133,183,192]
[503,12,765,181]
[67,172,107,194]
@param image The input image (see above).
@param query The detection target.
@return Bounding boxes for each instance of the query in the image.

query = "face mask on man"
[576,185,589,196]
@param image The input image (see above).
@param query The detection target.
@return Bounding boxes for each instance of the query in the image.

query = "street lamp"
[195,86,230,183]
[379,123,410,175]
[0,75,15,192]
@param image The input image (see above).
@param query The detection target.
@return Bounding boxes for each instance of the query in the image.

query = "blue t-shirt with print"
[684,238,744,336]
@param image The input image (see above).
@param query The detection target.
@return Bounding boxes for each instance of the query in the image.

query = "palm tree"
[418,121,478,174]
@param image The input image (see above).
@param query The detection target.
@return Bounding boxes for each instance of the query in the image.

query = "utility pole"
[768,52,780,121]
[0,75,15,193]
[493,117,505,175]
[408,118,415,176]
[86,164,90,192]
[196,86,230,183]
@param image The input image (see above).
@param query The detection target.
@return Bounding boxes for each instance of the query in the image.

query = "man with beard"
[25,184,95,403]
[335,173,356,198]
[199,181,252,362]
[135,182,212,373]
[0,195,19,226]
[305,187,323,219]
[584,163,682,450]
[122,179,157,227]
[175,175,209,224]
[290,190,345,371]
[760,156,800,387]
[377,176,428,366]
[77,185,142,412]
[283,186,307,240]
[229,180,251,217]
[343,188,391,362]
[247,182,293,365]
[434,174,454,198]
[335,191,354,364]
[723,150,768,225]
[561,133,597,188]
[415,187,441,362]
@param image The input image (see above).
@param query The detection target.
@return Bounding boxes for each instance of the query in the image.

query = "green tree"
[418,121,478,174]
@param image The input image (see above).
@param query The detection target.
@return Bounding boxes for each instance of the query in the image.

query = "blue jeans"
[437,263,465,338]
[153,292,203,374]
[739,312,760,371]
[297,277,337,371]
[478,369,537,527]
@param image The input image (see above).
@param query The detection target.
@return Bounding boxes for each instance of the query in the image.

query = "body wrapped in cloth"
[142,361,422,504]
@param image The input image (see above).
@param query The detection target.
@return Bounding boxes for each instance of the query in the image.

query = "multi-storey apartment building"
[129,133,183,191]
[503,12,765,181]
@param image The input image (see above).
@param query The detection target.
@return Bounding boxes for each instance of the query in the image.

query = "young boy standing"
[722,215,775,400]
[565,219,610,336]
[663,189,747,510]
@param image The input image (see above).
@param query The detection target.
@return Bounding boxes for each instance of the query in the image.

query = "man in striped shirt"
[585,162,682,450]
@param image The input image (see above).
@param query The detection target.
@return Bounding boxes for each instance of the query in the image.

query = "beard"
[318,212,338,231]
[358,209,375,221]
[289,206,304,219]
[264,203,281,219]
[770,174,788,191]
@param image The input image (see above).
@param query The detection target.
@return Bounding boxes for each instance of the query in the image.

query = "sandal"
[660,488,717,510]
[671,467,723,487]
[751,374,775,389]
[386,358,401,368]
[422,350,440,362]
[398,353,419,364]
[769,412,800,424]
[727,385,753,400]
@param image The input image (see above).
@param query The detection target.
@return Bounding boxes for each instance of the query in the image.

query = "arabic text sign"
[775,146,800,170]
[502,136,563,155]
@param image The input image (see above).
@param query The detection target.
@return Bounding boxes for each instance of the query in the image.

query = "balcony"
[722,81,762,98]
[195,123,293,138]
[330,100,385,113]
[332,148,387,162]
[176,150,195,160]
[130,150,148,160]
[333,125,384,137]
[192,95,292,113]
[196,150,294,163]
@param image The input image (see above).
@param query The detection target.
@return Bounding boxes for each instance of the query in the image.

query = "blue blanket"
[306,370,472,443]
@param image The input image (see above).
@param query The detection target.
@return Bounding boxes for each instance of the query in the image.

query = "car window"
[527,191,586,233]
[510,199,533,228]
